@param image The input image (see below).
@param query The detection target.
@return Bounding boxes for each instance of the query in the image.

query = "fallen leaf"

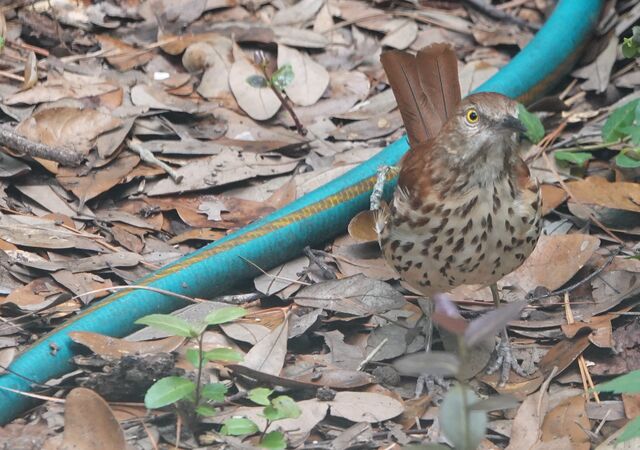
[272,0,324,26]
[540,184,567,215]
[573,35,618,93]
[294,274,406,315]
[61,388,126,450]
[96,34,154,71]
[277,45,329,106]
[328,391,404,422]
[229,46,280,120]
[541,395,590,450]
[240,314,288,376]
[566,176,640,213]
[16,107,122,154]
[69,332,185,359]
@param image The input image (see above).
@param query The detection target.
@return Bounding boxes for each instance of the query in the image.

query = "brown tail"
[380,44,461,147]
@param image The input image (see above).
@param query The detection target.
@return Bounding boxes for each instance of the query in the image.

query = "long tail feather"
[416,43,461,124]
[381,50,442,146]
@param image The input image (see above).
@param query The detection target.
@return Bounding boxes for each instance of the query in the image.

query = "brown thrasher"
[377,44,541,384]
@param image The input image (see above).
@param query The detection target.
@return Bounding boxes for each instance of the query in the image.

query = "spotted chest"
[378,175,541,295]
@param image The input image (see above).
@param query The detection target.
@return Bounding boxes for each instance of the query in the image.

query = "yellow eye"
[466,108,479,124]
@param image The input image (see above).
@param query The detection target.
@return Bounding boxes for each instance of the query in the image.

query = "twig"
[0,69,24,82]
[0,127,83,166]
[553,139,629,153]
[496,0,530,10]
[358,337,388,371]
[541,151,625,245]
[563,292,600,403]
[6,40,49,57]
[303,246,337,280]
[527,246,622,302]
[257,53,307,136]
[462,0,540,30]
[127,139,183,183]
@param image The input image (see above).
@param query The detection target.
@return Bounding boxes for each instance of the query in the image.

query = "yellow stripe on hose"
[49,173,385,331]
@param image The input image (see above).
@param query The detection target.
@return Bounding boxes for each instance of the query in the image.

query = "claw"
[416,374,451,402]
[486,328,533,386]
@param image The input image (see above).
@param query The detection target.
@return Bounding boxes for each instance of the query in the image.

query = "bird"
[376,43,542,385]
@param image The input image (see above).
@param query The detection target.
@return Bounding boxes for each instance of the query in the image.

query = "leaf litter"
[0,0,638,448]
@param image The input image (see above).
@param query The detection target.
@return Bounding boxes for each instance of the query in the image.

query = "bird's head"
[454,92,523,141]
[436,92,541,171]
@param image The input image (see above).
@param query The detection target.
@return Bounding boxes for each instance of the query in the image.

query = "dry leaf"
[573,35,618,93]
[566,176,640,213]
[272,0,324,26]
[22,51,37,89]
[69,332,185,359]
[541,395,590,450]
[240,314,289,376]
[277,45,329,106]
[61,388,126,450]
[16,107,122,154]
[96,34,154,71]
[328,391,404,422]
[229,47,280,120]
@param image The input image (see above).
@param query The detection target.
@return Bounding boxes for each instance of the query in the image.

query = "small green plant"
[137,306,246,416]
[246,63,294,93]
[137,307,302,448]
[622,26,640,59]
[248,51,306,136]
[554,98,640,170]
[220,389,302,450]
[595,370,640,442]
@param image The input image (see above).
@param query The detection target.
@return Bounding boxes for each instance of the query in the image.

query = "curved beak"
[501,115,526,134]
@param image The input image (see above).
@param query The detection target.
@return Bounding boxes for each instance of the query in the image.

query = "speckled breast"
[379,176,541,295]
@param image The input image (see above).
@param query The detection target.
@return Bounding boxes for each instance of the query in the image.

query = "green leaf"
[195,405,218,416]
[622,26,640,59]
[517,103,544,144]
[618,415,640,443]
[615,151,640,169]
[205,306,246,325]
[203,347,244,362]
[595,370,640,394]
[260,431,287,449]
[620,125,640,146]
[201,382,228,402]
[602,99,639,142]
[185,348,200,367]
[144,376,195,409]
[220,417,260,436]
[0,36,5,52]
[249,387,273,406]
[264,396,301,421]
[135,314,198,338]
[554,151,593,167]
[439,384,487,450]
[271,64,294,91]
[247,75,268,88]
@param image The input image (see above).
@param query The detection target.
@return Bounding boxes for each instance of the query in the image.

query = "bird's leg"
[370,165,391,211]
[486,283,531,385]
[415,298,450,399]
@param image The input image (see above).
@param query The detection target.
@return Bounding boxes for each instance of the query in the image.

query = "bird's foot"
[486,329,532,386]
[370,166,391,211]
[415,374,451,402]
